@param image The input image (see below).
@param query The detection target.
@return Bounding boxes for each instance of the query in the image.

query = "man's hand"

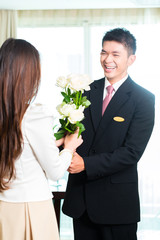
[68,152,85,174]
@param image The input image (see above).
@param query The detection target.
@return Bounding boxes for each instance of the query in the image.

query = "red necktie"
[102,85,114,115]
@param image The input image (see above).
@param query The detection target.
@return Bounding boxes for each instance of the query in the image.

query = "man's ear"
[128,55,136,66]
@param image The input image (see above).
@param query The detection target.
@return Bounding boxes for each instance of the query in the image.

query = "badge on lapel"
[113,116,125,122]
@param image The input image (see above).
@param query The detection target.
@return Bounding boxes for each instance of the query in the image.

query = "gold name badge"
[113,116,125,122]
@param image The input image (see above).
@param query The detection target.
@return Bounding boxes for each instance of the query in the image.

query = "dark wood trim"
[52,191,65,231]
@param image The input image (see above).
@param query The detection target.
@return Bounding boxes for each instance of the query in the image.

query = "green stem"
[65,119,70,127]
[79,91,82,105]
[76,91,79,108]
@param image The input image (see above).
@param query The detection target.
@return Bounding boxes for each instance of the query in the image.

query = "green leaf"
[81,96,87,102]
[71,92,77,99]
[82,99,91,108]
[61,92,71,103]
[61,91,67,97]
[59,118,67,127]
[53,124,58,131]
[64,122,77,133]
[64,127,74,134]
[70,91,78,106]
[69,123,77,132]
[76,122,85,137]
[67,88,71,96]
[54,129,66,140]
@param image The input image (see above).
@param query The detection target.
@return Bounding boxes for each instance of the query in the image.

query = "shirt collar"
[104,74,128,92]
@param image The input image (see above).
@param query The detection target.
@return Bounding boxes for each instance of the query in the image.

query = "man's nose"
[104,54,113,62]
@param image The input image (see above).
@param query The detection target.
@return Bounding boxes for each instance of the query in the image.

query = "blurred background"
[0,1,160,239]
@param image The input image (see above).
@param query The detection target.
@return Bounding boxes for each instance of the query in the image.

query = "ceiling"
[0,0,160,10]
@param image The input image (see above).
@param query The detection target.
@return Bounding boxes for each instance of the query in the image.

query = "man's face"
[100,40,135,84]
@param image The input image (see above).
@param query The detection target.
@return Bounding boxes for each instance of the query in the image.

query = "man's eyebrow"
[101,49,120,54]
[112,51,121,54]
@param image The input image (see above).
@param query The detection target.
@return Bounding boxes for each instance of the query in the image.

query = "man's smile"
[104,65,116,72]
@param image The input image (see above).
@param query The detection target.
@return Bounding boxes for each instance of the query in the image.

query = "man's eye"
[100,51,106,55]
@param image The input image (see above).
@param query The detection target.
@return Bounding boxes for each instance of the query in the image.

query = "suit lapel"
[90,78,105,131]
[93,77,133,144]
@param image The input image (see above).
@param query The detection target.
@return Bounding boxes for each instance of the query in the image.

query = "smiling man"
[63,28,155,240]
[100,39,136,84]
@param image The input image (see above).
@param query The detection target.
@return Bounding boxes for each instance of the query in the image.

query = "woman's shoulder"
[24,103,55,121]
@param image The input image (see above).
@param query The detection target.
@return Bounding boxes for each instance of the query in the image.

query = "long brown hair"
[0,38,41,192]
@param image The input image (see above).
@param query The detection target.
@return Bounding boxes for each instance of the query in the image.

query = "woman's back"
[0,103,72,202]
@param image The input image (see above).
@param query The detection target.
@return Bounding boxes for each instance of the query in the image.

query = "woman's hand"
[55,137,65,147]
[64,128,83,152]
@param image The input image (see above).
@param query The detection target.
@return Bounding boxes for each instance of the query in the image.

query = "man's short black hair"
[102,28,136,55]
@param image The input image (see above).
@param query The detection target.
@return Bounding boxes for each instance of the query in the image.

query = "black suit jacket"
[62,76,155,225]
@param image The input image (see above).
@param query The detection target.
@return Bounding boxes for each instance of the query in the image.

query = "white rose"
[67,74,93,92]
[56,102,76,117]
[56,76,68,88]
[68,105,85,124]
[56,102,65,115]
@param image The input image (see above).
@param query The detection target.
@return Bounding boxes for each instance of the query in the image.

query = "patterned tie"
[102,85,114,115]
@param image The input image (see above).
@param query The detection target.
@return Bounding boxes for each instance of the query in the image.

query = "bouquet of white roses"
[54,73,93,140]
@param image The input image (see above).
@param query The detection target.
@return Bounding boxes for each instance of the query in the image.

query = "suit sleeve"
[84,91,155,181]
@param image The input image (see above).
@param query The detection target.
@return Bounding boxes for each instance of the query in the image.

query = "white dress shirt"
[103,75,128,100]
[0,103,72,202]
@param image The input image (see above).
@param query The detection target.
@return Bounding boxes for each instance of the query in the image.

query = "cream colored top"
[0,103,72,202]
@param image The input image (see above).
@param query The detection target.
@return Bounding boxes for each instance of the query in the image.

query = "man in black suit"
[62,28,155,240]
